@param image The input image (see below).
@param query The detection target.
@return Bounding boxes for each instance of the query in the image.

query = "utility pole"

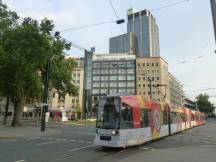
[148,78,153,99]
[210,0,216,46]
[41,59,50,132]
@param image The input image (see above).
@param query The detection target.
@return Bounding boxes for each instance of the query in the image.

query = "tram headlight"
[111,130,119,135]
[96,129,100,134]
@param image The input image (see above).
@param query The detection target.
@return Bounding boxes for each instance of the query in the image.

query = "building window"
[143,84,145,87]
[148,91,150,95]
[93,70,100,74]
[93,76,100,81]
[127,62,135,68]
[109,82,117,87]
[110,89,117,94]
[138,63,141,67]
[142,63,145,66]
[110,76,117,80]
[147,63,149,66]
[152,77,154,81]
[118,75,126,80]
[143,77,145,81]
[118,82,126,87]
[127,89,135,94]
[102,63,109,68]
[118,69,126,74]
[110,62,118,68]
[101,89,108,94]
[101,82,109,87]
[93,82,100,87]
[92,89,100,94]
[138,84,141,88]
[101,69,109,74]
[152,63,154,66]
[152,70,154,73]
[110,69,117,74]
[119,62,126,68]
[157,70,159,73]
[93,63,100,68]
[138,77,141,81]
[143,91,146,95]
[118,89,126,94]
[157,77,160,81]
[156,63,159,66]
[127,75,135,80]
[127,82,135,87]
[101,76,109,81]
[127,69,135,74]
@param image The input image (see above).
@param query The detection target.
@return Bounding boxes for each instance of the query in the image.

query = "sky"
[5,0,216,103]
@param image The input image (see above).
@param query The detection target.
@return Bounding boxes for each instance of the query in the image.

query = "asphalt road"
[0,119,216,162]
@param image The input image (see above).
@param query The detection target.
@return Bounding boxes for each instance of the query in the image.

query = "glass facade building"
[109,8,160,58]
[127,9,160,58]
[109,32,137,54]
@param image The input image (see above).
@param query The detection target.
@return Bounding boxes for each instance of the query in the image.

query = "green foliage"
[76,104,81,113]
[196,94,214,115]
[0,1,78,126]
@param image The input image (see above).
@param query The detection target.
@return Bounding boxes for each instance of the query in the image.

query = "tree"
[0,0,18,125]
[0,1,77,126]
[196,94,214,115]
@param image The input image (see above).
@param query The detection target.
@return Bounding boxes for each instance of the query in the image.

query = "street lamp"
[155,84,167,101]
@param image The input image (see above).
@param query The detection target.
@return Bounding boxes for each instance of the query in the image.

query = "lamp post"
[155,84,167,101]
[41,58,50,132]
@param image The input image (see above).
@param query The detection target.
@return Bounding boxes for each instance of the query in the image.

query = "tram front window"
[96,97,120,129]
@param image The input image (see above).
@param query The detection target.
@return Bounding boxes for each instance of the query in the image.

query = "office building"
[136,57,168,102]
[83,53,136,111]
[109,32,137,54]
[109,8,160,58]
[127,8,160,57]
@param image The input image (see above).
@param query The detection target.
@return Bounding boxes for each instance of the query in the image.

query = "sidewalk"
[0,126,61,138]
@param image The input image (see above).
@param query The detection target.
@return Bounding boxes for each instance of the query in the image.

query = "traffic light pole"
[148,78,153,99]
[210,0,216,46]
[41,58,50,132]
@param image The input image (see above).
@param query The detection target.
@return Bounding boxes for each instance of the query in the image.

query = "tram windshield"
[96,97,120,129]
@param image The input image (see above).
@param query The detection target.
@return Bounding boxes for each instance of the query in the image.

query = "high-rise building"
[109,32,137,54]
[109,8,160,58]
[127,9,160,57]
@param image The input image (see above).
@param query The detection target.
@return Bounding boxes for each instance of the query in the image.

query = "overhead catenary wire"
[108,0,125,33]
[59,20,117,32]
[151,0,190,12]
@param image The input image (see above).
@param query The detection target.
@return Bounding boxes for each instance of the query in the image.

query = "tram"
[94,95,205,148]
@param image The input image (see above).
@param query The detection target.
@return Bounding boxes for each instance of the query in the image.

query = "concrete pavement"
[0,126,61,138]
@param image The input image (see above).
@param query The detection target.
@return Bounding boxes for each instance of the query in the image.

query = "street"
[0,119,216,162]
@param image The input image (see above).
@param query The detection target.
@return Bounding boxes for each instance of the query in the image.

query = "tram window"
[140,109,149,127]
[171,112,176,124]
[163,111,168,125]
[121,104,133,129]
